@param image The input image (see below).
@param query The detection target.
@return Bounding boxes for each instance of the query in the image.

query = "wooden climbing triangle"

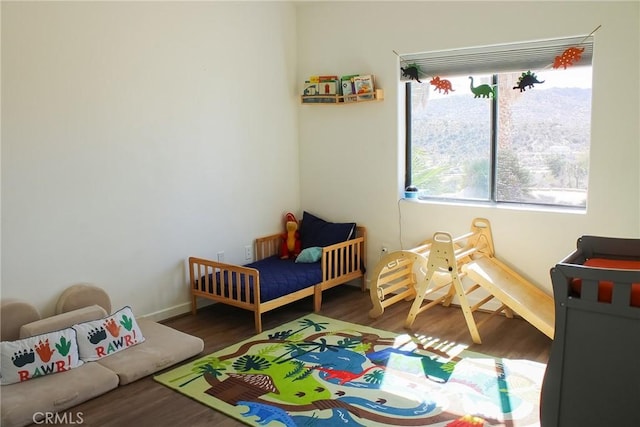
[369,218,554,344]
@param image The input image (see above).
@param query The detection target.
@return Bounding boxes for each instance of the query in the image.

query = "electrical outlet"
[217,251,225,262]
[244,245,253,261]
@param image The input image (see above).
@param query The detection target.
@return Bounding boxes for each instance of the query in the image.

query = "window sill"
[399,196,587,215]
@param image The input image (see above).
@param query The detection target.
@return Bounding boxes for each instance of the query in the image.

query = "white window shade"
[400,36,594,78]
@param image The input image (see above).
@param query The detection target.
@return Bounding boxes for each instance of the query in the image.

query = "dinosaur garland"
[395,25,599,98]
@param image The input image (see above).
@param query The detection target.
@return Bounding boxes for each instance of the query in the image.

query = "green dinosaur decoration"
[468,76,496,99]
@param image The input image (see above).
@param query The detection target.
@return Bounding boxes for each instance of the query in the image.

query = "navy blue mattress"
[199,256,322,304]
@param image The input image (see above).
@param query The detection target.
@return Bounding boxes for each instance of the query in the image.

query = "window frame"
[403,38,593,210]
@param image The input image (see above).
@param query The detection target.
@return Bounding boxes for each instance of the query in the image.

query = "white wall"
[297,1,640,292]
[1,1,299,318]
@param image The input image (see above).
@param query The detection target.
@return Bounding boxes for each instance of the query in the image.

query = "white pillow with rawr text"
[0,328,83,385]
[73,306,145,362]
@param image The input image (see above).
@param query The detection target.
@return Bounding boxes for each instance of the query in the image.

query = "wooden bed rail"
[189,257,260,313]
[322,233,366,291]
[255,233,282,261]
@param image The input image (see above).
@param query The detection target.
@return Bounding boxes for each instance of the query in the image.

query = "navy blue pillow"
[300,211,356,249]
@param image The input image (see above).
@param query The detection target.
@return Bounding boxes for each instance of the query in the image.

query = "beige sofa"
[0,284,204,427]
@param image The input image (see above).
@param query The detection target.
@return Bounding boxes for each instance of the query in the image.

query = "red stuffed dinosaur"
[280,212,301,259]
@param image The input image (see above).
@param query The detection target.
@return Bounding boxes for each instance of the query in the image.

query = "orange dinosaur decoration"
[430,76,455,94]
[553,46,585,69]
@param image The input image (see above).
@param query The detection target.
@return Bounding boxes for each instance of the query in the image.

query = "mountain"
[412,87,591,151]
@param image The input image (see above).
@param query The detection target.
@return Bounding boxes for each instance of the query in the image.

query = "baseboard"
[139,299,216,322]
[139,302,191,322]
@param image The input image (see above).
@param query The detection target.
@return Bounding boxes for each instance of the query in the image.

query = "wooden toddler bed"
[189,215,366,333]
[540,235,640,427]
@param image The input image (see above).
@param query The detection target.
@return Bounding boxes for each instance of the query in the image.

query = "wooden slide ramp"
[462,256,555,339]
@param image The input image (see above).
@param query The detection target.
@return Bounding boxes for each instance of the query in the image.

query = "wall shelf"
[301,89,384,105]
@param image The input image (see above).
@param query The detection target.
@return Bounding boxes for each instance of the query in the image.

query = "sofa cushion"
[0,362,118,427]
[19,305,107,338]
[97,319,203,385]
[73,306,145,362]
[1,328,83,385]
[1,299,40,342]
[55,283,112,315]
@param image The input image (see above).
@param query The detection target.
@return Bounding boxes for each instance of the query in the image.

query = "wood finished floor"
[50,285,551,427]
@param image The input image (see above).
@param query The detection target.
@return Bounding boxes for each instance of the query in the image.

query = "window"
[404,37,593,208]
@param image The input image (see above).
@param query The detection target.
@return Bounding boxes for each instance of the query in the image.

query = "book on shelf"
[318,80,338,96]
[353,75,375,101]
[340,74,359,102]
[303,82,320,96]
[309,75,338,83]
[302,77,339,101]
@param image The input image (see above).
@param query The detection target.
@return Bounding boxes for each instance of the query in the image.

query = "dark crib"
[540,235,640,427]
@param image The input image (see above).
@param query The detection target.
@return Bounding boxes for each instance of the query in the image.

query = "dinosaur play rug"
[154,314,545,426]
